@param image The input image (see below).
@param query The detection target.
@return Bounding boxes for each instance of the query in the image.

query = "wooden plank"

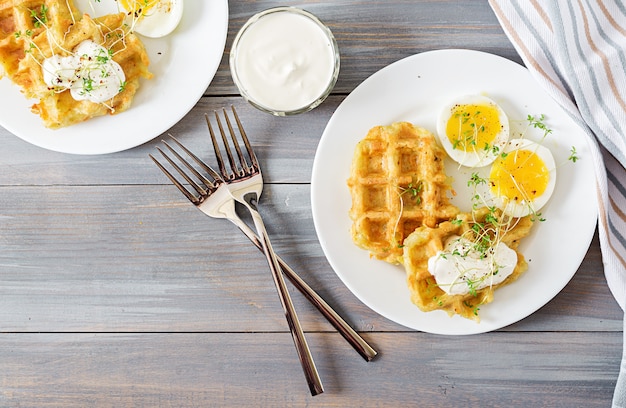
[208,0,522,96]
[0,96,331,185]
[0,332,620,407]
[0,184,618,333]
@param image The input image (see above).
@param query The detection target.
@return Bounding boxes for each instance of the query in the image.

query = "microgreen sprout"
[569,146,579,163]
[531,212,546,222]
[463,300,481,316]
[467,172,487,188]
[95,48,112,64]
[390,180,424,249]
[30,5,49,28]
[24,42,36,54]
[81,76,95,95]
[399,181,423,205]
[527,114,553,138]
[451,218,463,226]
[465,279,479,297]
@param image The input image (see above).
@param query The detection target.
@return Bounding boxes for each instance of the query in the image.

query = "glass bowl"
[229,7,340,116]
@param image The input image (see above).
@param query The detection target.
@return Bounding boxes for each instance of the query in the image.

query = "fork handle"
[228,217,378,362]
[246,206,324,396]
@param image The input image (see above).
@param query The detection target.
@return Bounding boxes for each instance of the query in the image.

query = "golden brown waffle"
[0,1,79,79]
[402,208,534,321]
[347,122,459,264]
[0,0,152,128]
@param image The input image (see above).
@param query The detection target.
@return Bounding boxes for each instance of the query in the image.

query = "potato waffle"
[402,208,534,321]
[0,0,152,128]
[347,122,459,263]
[0,0,79,79]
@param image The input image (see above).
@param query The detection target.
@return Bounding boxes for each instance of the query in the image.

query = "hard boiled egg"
[437,94,510,167]
[488,138,556,218]
[119,0,183,38]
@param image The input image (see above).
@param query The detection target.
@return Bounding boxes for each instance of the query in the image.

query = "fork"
[204,106,324,395]
[151,139,322,395]
[153,136,377,362]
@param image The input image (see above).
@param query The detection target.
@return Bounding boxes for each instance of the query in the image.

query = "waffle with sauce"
[347,122,459,264]
[401,208,534,321]
[0,0,152,128]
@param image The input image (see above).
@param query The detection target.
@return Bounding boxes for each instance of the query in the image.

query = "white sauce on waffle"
[42,40,125,103]
[428,235,517,295]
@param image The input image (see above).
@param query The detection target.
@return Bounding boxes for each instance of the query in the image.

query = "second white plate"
[0,0,228,155]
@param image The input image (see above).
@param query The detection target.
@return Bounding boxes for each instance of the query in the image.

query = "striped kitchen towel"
[488,0,626,405]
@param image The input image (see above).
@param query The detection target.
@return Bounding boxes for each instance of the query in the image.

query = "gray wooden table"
[0,1,622,407]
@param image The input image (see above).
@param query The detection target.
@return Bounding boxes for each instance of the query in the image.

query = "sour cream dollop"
[427,235,517,295]
[42,40,125,104]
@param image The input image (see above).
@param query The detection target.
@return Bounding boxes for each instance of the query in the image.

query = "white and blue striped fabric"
[488,1,626,405]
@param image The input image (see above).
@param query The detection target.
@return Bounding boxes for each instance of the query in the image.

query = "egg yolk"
[120,0,159,17]
[489,149,549,203]
[446,104,502,152]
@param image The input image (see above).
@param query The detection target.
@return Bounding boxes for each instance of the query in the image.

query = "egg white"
[488,138,557,218]
[121,0,184,38]
[436,94,510,168]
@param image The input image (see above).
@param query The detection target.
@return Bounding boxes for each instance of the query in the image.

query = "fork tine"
[156,146,208,196]
[211,111,241,179]
[161,140,216,195]
[149,152,200,204]
[167,136,223,183]
[230,105,259,172]
[222,107,253,176]
[205,113,232,180]
[155,142,220,202]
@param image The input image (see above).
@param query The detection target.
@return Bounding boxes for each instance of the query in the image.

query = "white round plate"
[0,0,228,155]
[311,49,598,335]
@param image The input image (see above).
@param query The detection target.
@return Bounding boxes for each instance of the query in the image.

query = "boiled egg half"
[119,0,183,38]
[488,138,556,218]
[437,94,510,167]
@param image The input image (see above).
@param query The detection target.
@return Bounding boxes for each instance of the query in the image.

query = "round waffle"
[347,122,459,264]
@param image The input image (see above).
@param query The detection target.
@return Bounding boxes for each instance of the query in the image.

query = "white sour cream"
[231,8,338,114]
[427,235,517,295]
[42,40,125,104]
